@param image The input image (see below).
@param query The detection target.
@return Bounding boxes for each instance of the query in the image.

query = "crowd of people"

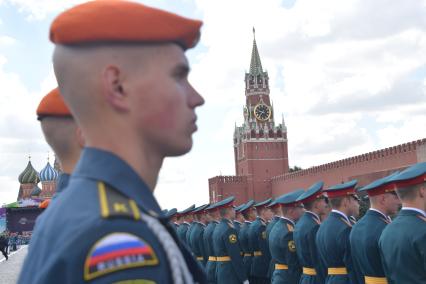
[0,231,31,260]
[165,165,425,283]
[8,1,425,283]
[11,160,426,283]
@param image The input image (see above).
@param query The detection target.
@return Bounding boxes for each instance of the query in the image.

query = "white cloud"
[0,35,15,45]
[0,55,54,204]
[1,0,426,209]
[5,0,85,20]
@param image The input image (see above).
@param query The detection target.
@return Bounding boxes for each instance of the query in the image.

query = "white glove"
[243,280,249,284]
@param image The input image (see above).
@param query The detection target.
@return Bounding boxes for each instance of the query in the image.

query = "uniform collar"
[233,220,242,224]
[279,216,295,226]
[73,147,163,216]
[305,210,320,223]
[331,209,350,223]
[55,173,70,194]
[183,222,191,225]
[244,220,252,224]
[401,207,426,217]
[368,208,389,220]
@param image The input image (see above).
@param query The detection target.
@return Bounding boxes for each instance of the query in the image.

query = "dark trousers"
[0,247,8,260]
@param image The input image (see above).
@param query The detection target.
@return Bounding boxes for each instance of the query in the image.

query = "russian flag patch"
[84,232,159,280]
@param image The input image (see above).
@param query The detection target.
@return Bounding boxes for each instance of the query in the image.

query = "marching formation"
[165,163,426,284]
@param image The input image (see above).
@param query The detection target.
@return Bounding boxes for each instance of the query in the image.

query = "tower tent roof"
[249,28,263,75]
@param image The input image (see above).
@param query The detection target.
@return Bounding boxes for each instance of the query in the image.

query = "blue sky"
[0,0,426,209]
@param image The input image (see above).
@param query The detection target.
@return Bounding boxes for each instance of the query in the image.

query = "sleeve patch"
[84,232,159,281]
[288,240,296,252]
[229,234,237,243]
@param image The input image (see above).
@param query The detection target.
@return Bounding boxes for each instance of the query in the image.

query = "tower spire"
[249,27,263,75]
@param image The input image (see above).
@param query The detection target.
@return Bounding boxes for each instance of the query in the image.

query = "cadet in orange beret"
[19,1,205,284]
[36,87,85,197]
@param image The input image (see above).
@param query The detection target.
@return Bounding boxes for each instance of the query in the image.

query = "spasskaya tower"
[209,29,289,204]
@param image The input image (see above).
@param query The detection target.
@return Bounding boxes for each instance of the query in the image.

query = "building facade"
[208,34,426,205]
[17,156,60,201]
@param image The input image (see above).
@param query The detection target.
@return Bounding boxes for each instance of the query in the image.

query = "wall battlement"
[209,175,247,185]
[272,139,426,182]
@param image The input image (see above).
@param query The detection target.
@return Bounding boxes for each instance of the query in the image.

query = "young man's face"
[348,195,360,217]
[383,192,401,216]
[129,43,204,157]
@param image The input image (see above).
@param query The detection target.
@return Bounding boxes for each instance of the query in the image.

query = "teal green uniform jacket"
[234,220,242,233]
[379,209,426,284]
[294,211,325,284]
[172,222,179,232]
[189,222,207,266]
[248,217,271,278]
[17,148,206,284]
[212,218,247,283]
[316,211,357,284]
[269,217,302,284]
[204,220,219,283]
[350,209,390,284]
[186,223,196,247]
[266,216,280,277]
[177,222,190,245]
[239,221,253,277]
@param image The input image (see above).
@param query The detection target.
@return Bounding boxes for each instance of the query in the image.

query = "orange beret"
[50,0,202,50]
[36,88,72,120]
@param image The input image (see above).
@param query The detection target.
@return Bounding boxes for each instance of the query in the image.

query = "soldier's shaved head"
[40,117,84,173]
[53,44,158,124]
[53,42,204,189]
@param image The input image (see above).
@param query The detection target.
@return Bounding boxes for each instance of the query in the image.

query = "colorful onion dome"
[31,185,42,196]
[40,161,59,182]
[18,160,40,184]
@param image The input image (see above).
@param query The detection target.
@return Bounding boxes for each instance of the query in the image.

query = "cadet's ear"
[419,185,425,198]
[102,65,130,112]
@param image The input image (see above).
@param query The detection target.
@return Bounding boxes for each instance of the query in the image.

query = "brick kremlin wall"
[209,176,248,204]
[271,139,426,197]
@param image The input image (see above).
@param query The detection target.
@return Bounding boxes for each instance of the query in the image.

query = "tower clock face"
[254,103,271,121]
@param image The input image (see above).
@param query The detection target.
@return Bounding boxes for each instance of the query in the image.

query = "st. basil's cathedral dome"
[39,161,59,182]
[18,160,40,184]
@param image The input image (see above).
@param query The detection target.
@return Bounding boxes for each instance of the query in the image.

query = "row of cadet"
[163,161,426,284]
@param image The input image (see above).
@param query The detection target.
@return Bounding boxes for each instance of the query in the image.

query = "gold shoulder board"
[97,181,141,220]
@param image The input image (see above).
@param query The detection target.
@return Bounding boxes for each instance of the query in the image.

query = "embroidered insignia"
[286,223,294,232]
[288,240,296,252]
[84,232,158,281]
[229,234,237,244]
[261,231,267,239]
